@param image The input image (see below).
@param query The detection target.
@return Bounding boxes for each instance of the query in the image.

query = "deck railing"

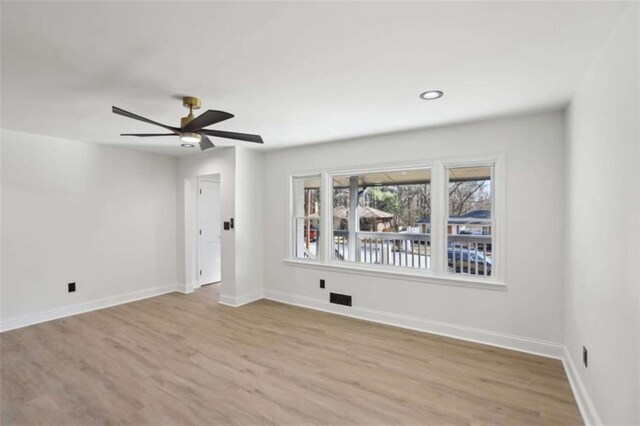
[333,231,492,275]
[333,230,431,269]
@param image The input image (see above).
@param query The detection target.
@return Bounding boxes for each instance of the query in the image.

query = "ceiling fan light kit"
[180,132,202,144]
[113,96,264,151]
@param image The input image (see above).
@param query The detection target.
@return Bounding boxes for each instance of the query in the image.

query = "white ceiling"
[1,1,627,156]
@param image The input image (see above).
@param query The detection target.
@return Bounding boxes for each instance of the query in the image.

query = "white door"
[198,180,221,285]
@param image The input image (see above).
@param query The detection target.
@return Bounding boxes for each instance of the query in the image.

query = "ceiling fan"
[113,96,263,151]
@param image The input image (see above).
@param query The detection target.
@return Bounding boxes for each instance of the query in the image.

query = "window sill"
[282,259,507,291]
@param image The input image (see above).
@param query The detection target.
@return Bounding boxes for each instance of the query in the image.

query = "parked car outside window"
[447,246,492,276]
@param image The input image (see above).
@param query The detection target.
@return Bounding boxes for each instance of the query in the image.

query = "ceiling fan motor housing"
[181,114,195,128]
[182,96,201,110]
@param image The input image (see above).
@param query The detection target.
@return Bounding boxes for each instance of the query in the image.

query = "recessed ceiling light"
[181,143,195,148]
[419,90,444,100]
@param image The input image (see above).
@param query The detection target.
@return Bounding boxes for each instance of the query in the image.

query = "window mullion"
[431,162,446,276]
[320,172,331,264]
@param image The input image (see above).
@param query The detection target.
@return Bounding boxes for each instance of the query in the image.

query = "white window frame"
[286,154,506,290]
[442,160,500,282]
[290,174,322,261]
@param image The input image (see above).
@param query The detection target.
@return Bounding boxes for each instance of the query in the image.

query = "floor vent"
[330,292,352,307]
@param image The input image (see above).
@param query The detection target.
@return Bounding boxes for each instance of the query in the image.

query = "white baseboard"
[264,290,565,359]
[176,284,194,294]
[0,284,177,333]
[562,347,601,425]
[219,290,264,307]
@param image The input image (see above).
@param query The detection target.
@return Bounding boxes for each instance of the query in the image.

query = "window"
[331,169,431,269]
[446,165,493,277]
[289,157,501,285]
[292,175,321,260]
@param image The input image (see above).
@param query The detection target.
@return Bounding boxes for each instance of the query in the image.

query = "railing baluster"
[475,242,479,275]
[392,239,395,266]
[375,238,378,264]
[411,240,415,268]
[464,241,469,274]
[466,241,470,274]
[369,238,374,263]
[365,238,368,263]
[404,240,408,267]
[484,242,488,276]
[372,238,374,264]
[454,242,459,273]
[382,238,386,265]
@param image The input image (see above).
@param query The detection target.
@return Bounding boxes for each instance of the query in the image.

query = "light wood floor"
[1,285,582,425]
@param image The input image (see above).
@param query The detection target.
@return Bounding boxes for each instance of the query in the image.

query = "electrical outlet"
[320,279,325,289]
[583,346,588,367]
[68,282,76,293]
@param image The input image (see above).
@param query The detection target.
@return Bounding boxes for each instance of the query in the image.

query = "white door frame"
[184,173,229,295]
[196,177,221,288]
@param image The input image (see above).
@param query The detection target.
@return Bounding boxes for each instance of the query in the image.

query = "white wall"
[1,130,177,330]
[234,147,264,300]
[565,4,639,425]
[263,111,567,352]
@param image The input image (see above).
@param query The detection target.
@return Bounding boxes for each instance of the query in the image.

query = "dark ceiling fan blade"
[199,135,215,151]
[113,106,180,133]
[200,129,264,144]
[183,110,234,131]
[120,133,176,137]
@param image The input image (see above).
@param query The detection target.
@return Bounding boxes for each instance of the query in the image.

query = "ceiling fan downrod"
[180,96,201,128]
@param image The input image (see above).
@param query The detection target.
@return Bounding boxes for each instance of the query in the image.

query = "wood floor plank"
[0,285,582,425]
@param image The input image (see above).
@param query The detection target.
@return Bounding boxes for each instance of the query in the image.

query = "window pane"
[447,166,493,276]
[295,217,320,259]
[332,169,431,269]
[293,176,320,260]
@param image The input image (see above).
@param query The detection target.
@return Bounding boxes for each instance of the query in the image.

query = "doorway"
[197,174,221,287]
